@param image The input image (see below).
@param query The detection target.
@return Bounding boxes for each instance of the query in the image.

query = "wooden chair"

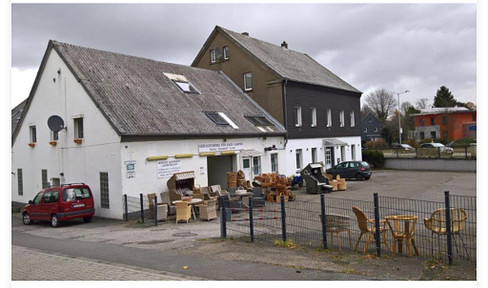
[337,175,347,191]
[320,214,352,250]
[175,201,192,223]
[352,206,392,254]
[424,208,469,259]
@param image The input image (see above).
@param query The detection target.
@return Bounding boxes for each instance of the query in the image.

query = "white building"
[12,41,286,219]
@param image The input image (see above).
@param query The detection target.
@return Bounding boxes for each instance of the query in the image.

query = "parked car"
[420,143,454,154]
[392,144,415,151]
[22,183,95,227]
[326,161,372,181]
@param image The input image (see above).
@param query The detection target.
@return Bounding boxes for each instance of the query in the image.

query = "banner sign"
[157,159,182,178]
[198,142,244,153]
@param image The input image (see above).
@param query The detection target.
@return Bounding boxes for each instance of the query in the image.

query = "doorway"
[207,155,233,187]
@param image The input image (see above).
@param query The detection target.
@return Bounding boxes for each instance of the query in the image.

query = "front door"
[325,147,335,169]
[242,157,252,181]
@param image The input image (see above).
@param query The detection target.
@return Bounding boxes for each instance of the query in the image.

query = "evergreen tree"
[433,86,457,107]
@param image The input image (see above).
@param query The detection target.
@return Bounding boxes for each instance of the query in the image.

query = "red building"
[412,107,476,142]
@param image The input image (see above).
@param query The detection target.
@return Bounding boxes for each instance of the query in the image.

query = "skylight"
[205,112,239,129]
[164,72,200,94]
[245,116,275,127]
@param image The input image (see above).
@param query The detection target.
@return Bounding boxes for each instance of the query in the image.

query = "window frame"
[243,72,253,91]
[327,109,332,127]
[350,111,355,127]
[100,172,110,209]
[311,107,317,127]
[339,110,345,127]
[296,149,303,169]
[29,125,37,143]
[295,106,302,127]
[223,46,229,60]
[210,49,216,63]
[271,153,279,173]
[74,117,84,139]
[17,169,23,196]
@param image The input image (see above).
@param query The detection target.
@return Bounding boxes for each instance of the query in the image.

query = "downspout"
[282,79,289,148]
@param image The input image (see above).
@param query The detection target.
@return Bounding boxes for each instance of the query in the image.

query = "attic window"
[164,72,200,94]
[205,112,239,129]
[245,116,274,127]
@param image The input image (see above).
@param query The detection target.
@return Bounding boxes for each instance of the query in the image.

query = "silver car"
[420,143,454,153]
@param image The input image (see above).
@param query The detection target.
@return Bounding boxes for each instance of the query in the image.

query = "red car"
[22,183,95,227]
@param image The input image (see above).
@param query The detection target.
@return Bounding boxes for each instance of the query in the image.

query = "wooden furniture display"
[156,204,168,222]
[352,206,392,254]
[175,201,192,223]
[160,192,175,216]
[336,175,347,191]
[198,199,217,221]
[167,171,196,203]
[320,213,352,250]
[424,208,469,259]
[147,193,159,219]
[385,215,419,257]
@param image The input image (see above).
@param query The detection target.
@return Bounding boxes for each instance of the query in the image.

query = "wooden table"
[235,191,253,208]
[385,215,419,257]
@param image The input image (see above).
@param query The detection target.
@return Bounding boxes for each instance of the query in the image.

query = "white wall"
[11,49,123,219]
[283,136,362,175]
[119,136,285,198]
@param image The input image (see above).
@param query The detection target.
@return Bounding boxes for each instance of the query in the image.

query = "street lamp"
[391,90,410,144]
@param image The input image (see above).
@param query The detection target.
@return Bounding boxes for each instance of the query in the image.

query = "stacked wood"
[254,173,295,202]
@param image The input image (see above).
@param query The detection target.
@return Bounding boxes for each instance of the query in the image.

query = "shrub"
[450,137,475,147]
[362,150,385,168]
[364,139,387,150]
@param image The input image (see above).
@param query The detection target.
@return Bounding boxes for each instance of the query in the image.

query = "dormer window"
[205,111,239,129]
[164,73,200,94]
[223,46,229,60]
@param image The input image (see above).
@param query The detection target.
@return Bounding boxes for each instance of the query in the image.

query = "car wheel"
[50,214,59,228]
[83,216,92,223]
[356,173,364,181]
[22,213,32,225]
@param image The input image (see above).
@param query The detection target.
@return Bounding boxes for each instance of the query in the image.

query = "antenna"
[47,115,65,132]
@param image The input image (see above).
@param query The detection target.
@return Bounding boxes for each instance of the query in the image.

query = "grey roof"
[410,107,472,116]
[14,41,286,141]
[194,26,361,94]
[11,99,27,134]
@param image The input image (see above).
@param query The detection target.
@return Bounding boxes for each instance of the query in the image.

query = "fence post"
[438,147,441,158]
[444,191,453,265]
[465,146,468,159]
[320,194,328,249]
[249,197,254,243]
[281,195,287,242]
[373,193,381,257]
[123,194,128,221]
[140,193,144,223]
[220,200,227,238]
[154,195,158,226]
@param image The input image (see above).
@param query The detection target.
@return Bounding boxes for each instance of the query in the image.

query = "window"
[420,131,425,140]
[350,111,355,127]
[243,72,252,91]
[419,119,424,126]
[339,110,345,127]
[341,146,346,161]
[51,130,58,141]
[43,191,59,203]
[100,172,110,209]
[325,148,332,166]
[42,169,49,189]
[430,131,436,139]
[443,131,449,141]
[252,157,261,175]
[363,128,368,133]
[296,149,303,169]
[223,46,229,59]
[311,148,317,163]
[33,193,43,204]
[295,106,302,127]
[63,188,91,201]
[74,118,84,139]
[243,158,250,169]
[29,126,37,143]
[442,115,448,125]
[205,111,239,129]
[327,109,332,127]
[210,49,216,63]
[431,117,435,125]
[374,127,379,132]
[311,107,317,127]
[245,116,274,127]
[17,169,23,196]
[271,153,278,172]
[351,144,356,160]
[173,81,199,93]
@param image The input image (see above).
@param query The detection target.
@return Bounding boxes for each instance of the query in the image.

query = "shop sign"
[157,159,182,178]
[198,142,244,153]
[124,160,136,179]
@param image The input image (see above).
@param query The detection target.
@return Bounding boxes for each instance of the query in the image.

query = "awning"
[240,149,263,157]
[322,138,349,147]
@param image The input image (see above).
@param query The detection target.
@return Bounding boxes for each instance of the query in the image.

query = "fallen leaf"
[183,265,189,270]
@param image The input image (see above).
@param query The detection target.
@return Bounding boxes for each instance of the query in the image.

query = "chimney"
[281,41,288,49]
[241,32,249,36]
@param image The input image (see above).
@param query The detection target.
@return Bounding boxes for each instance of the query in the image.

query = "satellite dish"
[47,115,65,132]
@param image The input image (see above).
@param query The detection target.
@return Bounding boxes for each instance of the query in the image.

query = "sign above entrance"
[198,142,244,153]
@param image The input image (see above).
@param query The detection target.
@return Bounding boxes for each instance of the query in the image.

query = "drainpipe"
[282,79,289,149]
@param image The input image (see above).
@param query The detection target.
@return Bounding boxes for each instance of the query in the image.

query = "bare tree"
[415,98,430,110]
[364,88,397,123]
[360,104,374,119]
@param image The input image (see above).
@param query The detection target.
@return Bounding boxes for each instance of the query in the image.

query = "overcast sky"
[11,3,477,110]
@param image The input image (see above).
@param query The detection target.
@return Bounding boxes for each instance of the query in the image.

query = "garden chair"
[198,199,217,221]
[175,201,192,223]
[352,206,392,254]
[160,192,176,216]
[424,208,470,260]
[251,187,266,207]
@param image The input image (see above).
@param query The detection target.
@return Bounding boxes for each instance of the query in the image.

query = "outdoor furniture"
[175,201,192,223]
[198,199,217,221]
[147,193,161,219]
[352,206,392,254]
[320,213,352,250]
[251,187,266,207]
[336,175,347,191]
[156,203,168,222]
[424,208,469,259]
[167,171,195,202]
[385,215,419,257]
[300,163,332,194]
[210,184,226,196]
[160,192,176,216]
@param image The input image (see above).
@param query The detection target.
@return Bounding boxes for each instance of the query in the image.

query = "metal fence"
[220,192,476,265]
[382,146,476,159]
[122,193,160,226]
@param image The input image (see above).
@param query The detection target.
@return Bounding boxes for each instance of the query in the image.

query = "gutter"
[281,79,289,149]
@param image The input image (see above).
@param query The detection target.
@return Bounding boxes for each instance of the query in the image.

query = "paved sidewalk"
[12,245,204,281]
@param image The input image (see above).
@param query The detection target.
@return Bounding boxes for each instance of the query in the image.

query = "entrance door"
[242,157,252,181]
[325,147,335,169]
[207,155,233,187]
